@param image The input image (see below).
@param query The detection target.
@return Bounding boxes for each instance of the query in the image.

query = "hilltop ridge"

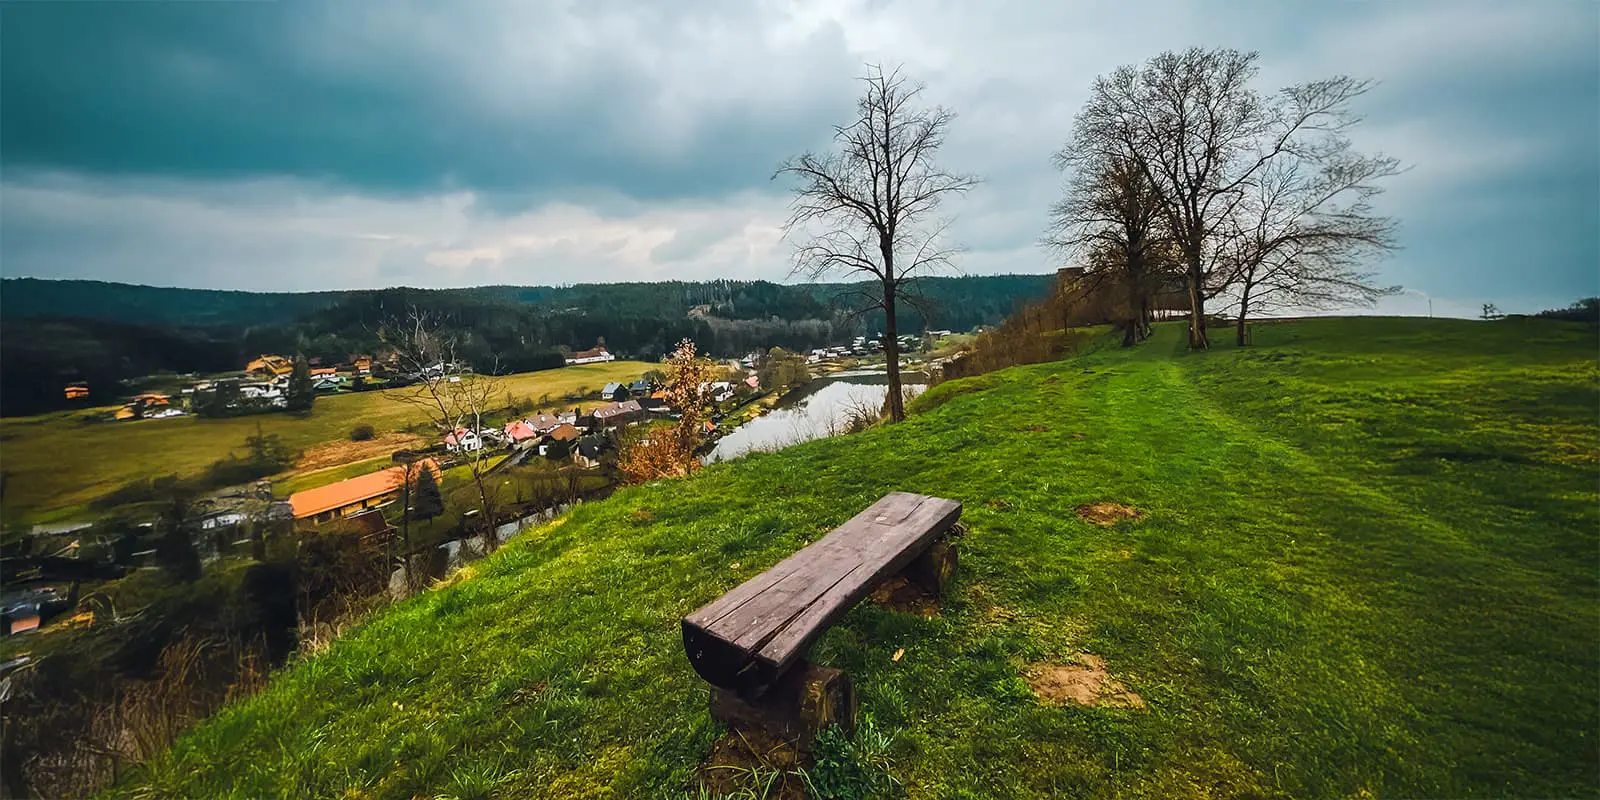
[106,317,1600,799]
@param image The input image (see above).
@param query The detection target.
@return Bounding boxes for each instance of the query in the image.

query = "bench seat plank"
[682,492,961,695]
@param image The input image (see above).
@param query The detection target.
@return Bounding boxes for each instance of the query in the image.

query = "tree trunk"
[1187,258,1209,350]
[1122,271,1139,347]
[882,279,906,423]
[1235,286,1252,347]
[470,470,497,550]
[399,466,412,569]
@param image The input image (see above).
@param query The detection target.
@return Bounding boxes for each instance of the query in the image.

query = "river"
[704,372,928,464]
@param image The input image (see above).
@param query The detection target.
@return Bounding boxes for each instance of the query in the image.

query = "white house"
[239,383,281,400]
[565,347,615,365]
[704,381,735,404]
[444,427,482,453]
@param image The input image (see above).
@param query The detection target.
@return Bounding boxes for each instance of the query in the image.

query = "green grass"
[106,317,1599,799]
[0,361,652,520]
[271,455,399,498]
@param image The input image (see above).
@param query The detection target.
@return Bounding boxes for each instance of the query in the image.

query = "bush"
[203,455,280,487]
[90,474,186,510]
[349,424,376,442]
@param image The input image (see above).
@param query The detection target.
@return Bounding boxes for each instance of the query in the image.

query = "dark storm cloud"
[0,0,857,204]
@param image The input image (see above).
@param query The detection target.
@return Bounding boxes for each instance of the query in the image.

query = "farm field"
[0,361,652,522]
[103,316,1600,799]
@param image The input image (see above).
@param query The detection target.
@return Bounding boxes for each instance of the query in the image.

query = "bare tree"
[1221,147,1401,344]
[1075,47,1383,348]
[1044,151,1179,345]
[380,309,506,550]
[776,64,978,421]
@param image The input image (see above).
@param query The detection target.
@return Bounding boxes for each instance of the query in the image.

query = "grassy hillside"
[0,361,651,520]
[107,317,1598,799]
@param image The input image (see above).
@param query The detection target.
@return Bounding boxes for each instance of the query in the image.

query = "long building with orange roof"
[289,459,441,524]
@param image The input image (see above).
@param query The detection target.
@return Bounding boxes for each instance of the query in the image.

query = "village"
[4,331,953,639]
[60,328,954,425]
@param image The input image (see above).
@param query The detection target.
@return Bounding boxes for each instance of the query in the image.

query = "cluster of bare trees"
[1047,47,1401,348]
[775,51,1400,428]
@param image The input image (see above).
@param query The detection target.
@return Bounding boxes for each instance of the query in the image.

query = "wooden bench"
[681,492,962,746]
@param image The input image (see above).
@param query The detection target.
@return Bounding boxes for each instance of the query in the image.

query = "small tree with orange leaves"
[618,338,716,483]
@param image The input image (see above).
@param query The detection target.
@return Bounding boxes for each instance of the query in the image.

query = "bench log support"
[902,532,958,596]
[708,661,856,753]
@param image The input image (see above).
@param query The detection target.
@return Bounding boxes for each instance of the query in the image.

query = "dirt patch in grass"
[695,729,808,799]
[1026,654,1145,709]
[505,683,547,707]
[628,508,655,524]
[294,432,425,472]
[869,576,940,618]
[1075,502,1142,526]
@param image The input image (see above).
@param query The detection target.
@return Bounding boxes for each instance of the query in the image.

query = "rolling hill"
[105,317,1599,799]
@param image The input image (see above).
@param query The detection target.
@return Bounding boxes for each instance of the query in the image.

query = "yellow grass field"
[0,361,652,522]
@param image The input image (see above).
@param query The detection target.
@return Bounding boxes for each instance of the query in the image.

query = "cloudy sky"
[2,1,1595,317]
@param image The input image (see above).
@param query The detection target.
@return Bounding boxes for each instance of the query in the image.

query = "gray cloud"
[0,0,1594,314]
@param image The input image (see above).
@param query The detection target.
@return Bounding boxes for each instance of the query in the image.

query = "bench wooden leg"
[903,534,958,596]
[708,662,856,753]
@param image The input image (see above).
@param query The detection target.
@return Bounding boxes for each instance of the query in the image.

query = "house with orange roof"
[114,393,172,421]
[246,354,294,378]
[289,459,441,524]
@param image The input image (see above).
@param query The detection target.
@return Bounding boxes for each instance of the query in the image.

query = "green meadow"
[107,317,1599,799]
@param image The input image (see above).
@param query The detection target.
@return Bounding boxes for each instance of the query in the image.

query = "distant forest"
[0,275,1053,416]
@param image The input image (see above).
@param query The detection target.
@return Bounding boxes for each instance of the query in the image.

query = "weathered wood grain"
[682,492,961,696]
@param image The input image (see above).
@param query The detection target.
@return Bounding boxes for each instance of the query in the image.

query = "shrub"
[90,475,179,510]
[203,455,280,487]
[349,424,376,441]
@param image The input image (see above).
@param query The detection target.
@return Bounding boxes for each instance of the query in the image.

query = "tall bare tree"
[380,309,506,550]
[776,65,978,421]
[1044,151,1178,345]
[1074,47,1383,348]
[1221,146,1401,344]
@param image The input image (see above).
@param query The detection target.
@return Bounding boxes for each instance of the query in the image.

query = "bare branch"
[1065,47,1397,348]
[775,64,978,421]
